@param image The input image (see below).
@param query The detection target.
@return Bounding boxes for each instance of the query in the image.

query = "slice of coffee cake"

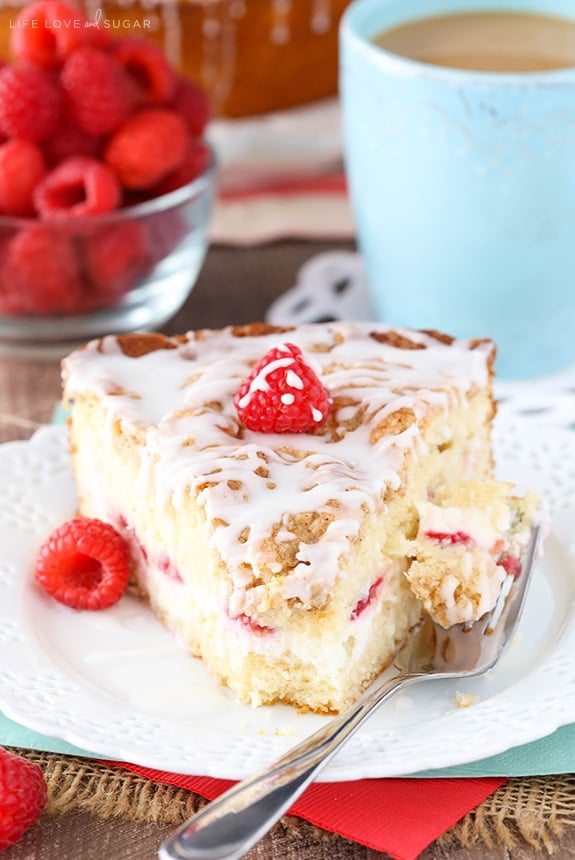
[61,322,533,713]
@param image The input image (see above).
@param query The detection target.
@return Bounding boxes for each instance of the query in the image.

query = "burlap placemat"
[10,749,575,854]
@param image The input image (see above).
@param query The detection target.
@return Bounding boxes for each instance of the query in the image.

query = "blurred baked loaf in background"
[0,0,351,117]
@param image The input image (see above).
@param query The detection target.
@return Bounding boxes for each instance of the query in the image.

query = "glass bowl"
[0,144,216,357]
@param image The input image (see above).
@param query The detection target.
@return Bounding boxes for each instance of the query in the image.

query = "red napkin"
[218,170,348,201]
[101,760,504,860]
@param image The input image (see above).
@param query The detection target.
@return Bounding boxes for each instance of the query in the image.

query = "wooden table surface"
[1,240,572,859]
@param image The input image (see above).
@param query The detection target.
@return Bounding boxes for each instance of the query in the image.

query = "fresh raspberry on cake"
[112,37,177,104]
[10,0,100,68]
[0,64,62,142]
[234,341,332,433]
[35,517,130,610]
[0,224,82,315]
[34,157,121,217]
[0,139,47,216]
[104,108,190,189]
[61,46,134,136]
[0,747,47,850]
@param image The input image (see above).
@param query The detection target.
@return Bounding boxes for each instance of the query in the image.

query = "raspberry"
[61,46,134,136]
[0,64,62,142]
[0,224,82,315]
[234,342,332,433]
[171,75,211,138]
[105,108,190,190]
[44,118,102,165]
[10,1,98,68]
[113,37,177,104]
[153,139,212,196]
[147,208,188,262]
[34,517,130,610]
[0,747,47,851]
[0,140,47,216]
[34,157,120,217]
[82,220,152,304]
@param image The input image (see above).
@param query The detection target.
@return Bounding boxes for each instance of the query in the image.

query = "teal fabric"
[416,723,575,777]
[52,402,68,424]
[1,706,572,776]
[0,710,100,759]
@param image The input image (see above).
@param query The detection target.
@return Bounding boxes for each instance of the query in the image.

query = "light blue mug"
[340,0,575,378]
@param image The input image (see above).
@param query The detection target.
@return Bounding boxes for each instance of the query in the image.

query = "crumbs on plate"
[455,691,480,709]
[257,726,296,737]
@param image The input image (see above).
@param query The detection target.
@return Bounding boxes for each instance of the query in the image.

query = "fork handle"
[159,672,419,860]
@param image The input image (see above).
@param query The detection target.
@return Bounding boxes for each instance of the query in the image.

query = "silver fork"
[159,524,541,860]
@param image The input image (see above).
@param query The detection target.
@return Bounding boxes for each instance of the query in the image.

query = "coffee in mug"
[373,11,575,73]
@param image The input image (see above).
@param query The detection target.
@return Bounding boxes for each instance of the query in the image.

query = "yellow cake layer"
[62,322,498,713]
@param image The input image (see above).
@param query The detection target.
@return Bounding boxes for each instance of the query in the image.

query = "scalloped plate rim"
[0,423,574,780]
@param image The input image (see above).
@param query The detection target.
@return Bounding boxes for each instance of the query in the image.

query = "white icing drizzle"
[159,0,181,70]
[310,0,331,34]
[286,369,303,389]
[271,0,291,44]
[64,323,493,603]
[229,0,247,19]
[200,2,236,113]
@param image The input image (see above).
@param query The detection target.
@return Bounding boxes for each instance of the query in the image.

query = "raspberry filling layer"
[157,554,183,583]
[114,513,149,563]
[424,530,472,545]
[498,553,522,579]
[233,613,274,636]
[350,576,384,621]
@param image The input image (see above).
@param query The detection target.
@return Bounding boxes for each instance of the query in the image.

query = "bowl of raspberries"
[0,0,215,353]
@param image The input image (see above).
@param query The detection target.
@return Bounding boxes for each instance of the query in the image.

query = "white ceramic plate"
[1,422,575,781]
